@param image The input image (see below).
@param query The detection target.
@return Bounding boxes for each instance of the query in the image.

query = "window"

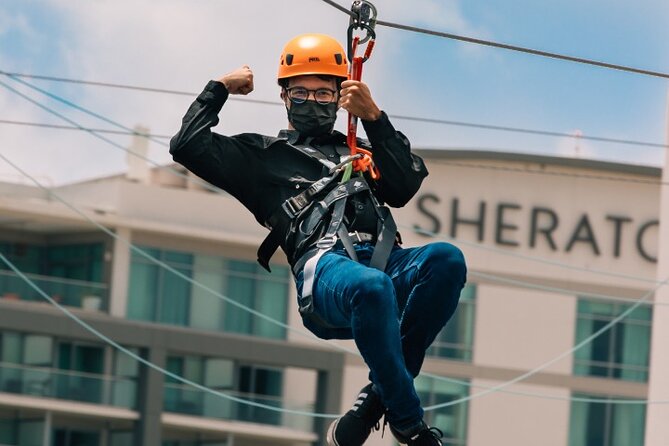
[164,355,284,427]
[414,376,469,446]
[164,356,235,417]
[427,284,476,361]
[237,365,283,425]
[222,260,288,339]
[0,331,136,408]
[127,247,193,325]
[0,241,106,307]
[53,428,100,446]
[128,246,290,339]
[573,299,651,382]
[0,331,53,396]
[569,394,645,446]
[112,348,141,409]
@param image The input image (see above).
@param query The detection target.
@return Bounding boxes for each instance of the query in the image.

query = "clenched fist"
[218,65,254,95]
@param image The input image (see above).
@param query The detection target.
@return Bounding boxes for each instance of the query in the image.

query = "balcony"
[0,270,108,311]
[0,362,137,409]
[164,383,315,433]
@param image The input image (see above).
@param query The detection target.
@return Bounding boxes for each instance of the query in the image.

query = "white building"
[0,146,666,446]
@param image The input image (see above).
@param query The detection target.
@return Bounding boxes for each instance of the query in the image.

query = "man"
[170,33,467,446]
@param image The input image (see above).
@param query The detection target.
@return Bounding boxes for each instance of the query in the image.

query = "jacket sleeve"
[361,112,428,207]
[169,80,256,202]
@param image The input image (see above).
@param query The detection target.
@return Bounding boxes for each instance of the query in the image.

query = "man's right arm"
[169,66,255,194]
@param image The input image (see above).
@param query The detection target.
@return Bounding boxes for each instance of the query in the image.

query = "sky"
[1,0,668,185]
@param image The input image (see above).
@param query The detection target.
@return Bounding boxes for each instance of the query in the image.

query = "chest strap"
[257,176,370,272]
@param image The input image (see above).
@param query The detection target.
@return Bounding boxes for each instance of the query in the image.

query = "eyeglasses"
[285,87,338,105]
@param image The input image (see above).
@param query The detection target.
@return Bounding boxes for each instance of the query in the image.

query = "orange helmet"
[278,33,348,82]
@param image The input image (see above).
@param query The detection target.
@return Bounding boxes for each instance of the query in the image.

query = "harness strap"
[298,198,347,315]
[369,206,396,271]
[257,177,370,272]
[298,204,397,321]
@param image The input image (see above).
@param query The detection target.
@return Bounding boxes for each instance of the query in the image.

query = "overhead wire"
[0,118,171,138]
[4,114,666,187]
[423,274,667,410]
[0,247,659,423]
[0,38,664,408]
[7,73,662,288]
[2,75,666,191]
[318,0,669,80]
[0,147,663,408]
[0,252,336,419]
[0,78,225,196]
[2,70,667,150]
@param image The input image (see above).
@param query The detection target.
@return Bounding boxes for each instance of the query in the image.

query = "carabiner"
[347,0,377,62]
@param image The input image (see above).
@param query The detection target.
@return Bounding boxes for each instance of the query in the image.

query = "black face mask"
[286,100,338,137]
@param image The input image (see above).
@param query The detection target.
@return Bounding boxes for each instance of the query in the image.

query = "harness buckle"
[328,153,364,174]
[316,235,338,249]
[282,199,300,218]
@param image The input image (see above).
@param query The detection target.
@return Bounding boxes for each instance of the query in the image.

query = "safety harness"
[257,1,395,326]
[256,139,398,322]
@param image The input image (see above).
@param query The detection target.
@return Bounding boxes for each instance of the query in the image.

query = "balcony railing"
[164,383,315,433]
[0,270,108,311]
[0,362,137,409]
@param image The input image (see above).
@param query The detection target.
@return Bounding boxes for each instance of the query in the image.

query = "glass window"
[127,247,192,326]
[237,365,283,425]
[165,355,284,426]
[23,335,53,366]
[224,261,288,339]
[128,247,289,340]
[0,416,17,445]
[414,376,469,446]
[0,241,105,307]
[45,243,104,282]
[569,394,645,446]
[427,284,476,362]
[1,331,22,364]
[109,431,135,446]
[18,419,44,446]
[574,299,651,382]
[112,348,140,409]
[53,428,100,446]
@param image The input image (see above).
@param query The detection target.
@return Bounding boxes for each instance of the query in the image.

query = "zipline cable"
[2,70,666,150]
[318,0,669,80]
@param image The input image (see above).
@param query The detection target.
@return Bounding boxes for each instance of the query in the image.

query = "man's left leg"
[385,241,467,378]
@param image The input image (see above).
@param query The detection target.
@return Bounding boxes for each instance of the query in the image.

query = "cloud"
[1,0,479,185]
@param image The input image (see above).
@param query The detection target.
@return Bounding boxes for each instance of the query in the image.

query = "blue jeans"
[294,241,467,430]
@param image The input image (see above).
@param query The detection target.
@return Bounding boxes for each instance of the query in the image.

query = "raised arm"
[339,79,428,207]
[169,66,257,198]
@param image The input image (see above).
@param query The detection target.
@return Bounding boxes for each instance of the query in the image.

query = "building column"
[313,365,344,446]
[42,411,52,446]
[109,227,131,318]
[135,344,166,446]
[645,89,669,445]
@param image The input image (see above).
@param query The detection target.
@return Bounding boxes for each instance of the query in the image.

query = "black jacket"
[170,80,428,263]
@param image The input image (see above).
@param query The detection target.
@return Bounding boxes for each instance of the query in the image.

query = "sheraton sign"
[414,194,659,263]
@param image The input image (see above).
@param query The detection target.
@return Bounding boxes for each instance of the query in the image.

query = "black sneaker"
[389,420,443,445]
[326,383,385,446]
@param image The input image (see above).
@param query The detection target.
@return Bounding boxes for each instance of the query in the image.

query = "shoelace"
[412,426,444,444]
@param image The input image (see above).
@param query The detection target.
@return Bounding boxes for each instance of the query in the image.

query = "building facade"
[0,149,663,446]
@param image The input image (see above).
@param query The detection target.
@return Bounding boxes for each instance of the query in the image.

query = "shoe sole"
[326,418,340,446]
